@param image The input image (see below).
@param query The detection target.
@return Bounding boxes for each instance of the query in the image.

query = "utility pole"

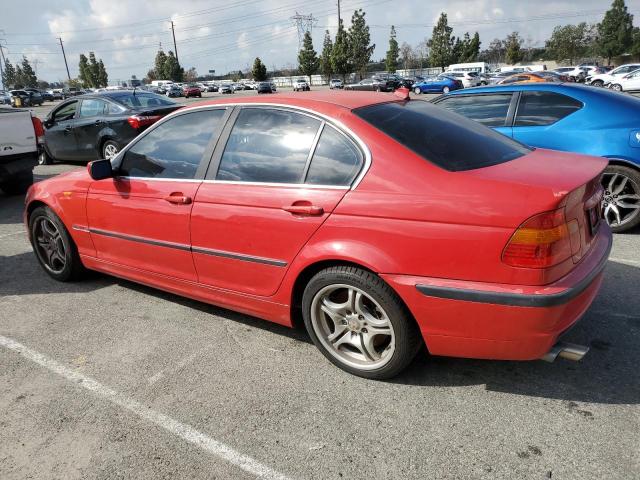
[57,37,71,81]
[337,0,341,26]
[170,21,179,63]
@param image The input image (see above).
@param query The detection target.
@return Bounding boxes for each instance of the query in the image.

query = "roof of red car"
[182,90,401,112]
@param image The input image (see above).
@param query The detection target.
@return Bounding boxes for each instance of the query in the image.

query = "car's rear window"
[353,100,532,171]
[111,92,176,108]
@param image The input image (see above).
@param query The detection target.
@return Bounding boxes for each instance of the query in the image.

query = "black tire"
[101,140,120,161]
[302,266,422,380]
[591,80,604,87]
[414,87,421,95]
[0,170,33,195]
[38,150,53,165]
[29,206,85,281]
[611,84,623,92]
[602,165,640,233]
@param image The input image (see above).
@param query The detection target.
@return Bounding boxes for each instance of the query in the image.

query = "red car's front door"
[191,107,365,296]
[86,107,229,281]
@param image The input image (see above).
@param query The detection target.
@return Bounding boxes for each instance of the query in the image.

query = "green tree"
[20,57,37,88]
[385,26,399,73]
[78,54,91,87]
[184,67,198,83]
[298,31,319,77]
[2,59,17,88]
[14,65,24,87]
[331,19,351,80]
[632,27,640,56]
[320,30,333,80]
[451,37,464,63]
[97,59,108,87]
[460,32,481,62]
[162,51,183,82]
[88,52,100,86]
[428,13,454,70]
[348,9,375,79]
[252,57,267,81]
[154,50,168,79]
[546,23,595,65]
[505,32,524,64]
[597,0,634,63]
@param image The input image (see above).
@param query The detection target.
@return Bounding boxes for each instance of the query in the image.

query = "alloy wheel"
[103,143,118,161]
[34,217,66,274]
[443,86,450,94]
[602,172,640,228]
[310,284,395,371]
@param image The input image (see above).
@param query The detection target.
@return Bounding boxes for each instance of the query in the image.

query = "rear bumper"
[382,226,612,361]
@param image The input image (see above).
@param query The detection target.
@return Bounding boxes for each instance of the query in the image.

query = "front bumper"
[381,226,612,361]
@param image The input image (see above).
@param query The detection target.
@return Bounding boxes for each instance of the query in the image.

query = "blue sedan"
[434,83,640,232]
[413,75,463,95]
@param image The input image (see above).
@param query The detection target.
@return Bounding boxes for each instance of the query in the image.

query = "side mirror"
[87,159,113,180]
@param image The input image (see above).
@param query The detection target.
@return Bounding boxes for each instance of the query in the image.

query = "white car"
[586,63,640,87]
[609,68,640,92]
[293,78,310,91]
[445,71,481,88]
[563,65,599,80]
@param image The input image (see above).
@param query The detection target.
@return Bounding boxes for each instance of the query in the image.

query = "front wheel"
[591,80,604,87]
[413,87,421,95]
[611,84,623,92]
[302,266,422,379]
[29,206,85,281]
[38,150,52,165]
[442,86,450,94]
[602,166,640,233]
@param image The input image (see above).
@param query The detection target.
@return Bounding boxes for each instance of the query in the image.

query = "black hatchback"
[41,91,180,164]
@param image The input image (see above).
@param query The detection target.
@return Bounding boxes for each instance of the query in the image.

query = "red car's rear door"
[86,107,230,281]
[191,106,365,297]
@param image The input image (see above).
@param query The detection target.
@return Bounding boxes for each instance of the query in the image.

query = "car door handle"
[282,204,324,216]
[164,193,192,205]
[64,126,72,132]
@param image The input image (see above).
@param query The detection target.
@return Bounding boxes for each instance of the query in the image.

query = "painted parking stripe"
[0,335,291,480]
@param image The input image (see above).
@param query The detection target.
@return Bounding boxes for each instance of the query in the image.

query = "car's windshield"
[353,100,532,172]
[112,92,176,108]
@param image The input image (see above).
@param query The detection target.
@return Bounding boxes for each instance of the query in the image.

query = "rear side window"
[437,94,512,127]
[119,109,225,179]
[112,92,176,108]
[217,108,321,183]
[514,91,583,126]
[306,126,363,185]
[79,99,108,117]
[354,100,531,172]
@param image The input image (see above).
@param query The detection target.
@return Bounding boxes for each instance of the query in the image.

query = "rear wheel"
[29,206,85,281]
[302,266,421,379]
[102,140,120,161]
[0,170,33,195]
[442,86,450,94]
[602,166,640,233]
[414,87,421,94]
[611,83,623,92]
[38,150,52,165]
[591,80,604,87]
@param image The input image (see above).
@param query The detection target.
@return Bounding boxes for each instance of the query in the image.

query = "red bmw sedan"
[24,91,611,379]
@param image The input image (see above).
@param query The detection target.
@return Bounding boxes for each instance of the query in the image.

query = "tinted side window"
[515,91,583,126]
[306,126,362,185]
[79,99,107,117]
[217,108,321,183]
[53,101,78,122]
[119,109,225,179]
[438,94,512,127]
[354,101,531,172]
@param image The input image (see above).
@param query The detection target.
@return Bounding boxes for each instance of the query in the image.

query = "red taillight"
[127,114,161,130]
[502,208,575,268]
[31,115,45,144]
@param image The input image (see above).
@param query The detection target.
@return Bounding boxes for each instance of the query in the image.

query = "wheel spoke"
[617,201,640,210]
[360,332,380,361]
[617,194,640,202]
[42,220,57,237]
[611,204,622,225]
[327,324,349,343]
[607,174,619,193]
[612,175,628,195]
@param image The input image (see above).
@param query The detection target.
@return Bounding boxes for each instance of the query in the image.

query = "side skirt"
[80,255,293,327]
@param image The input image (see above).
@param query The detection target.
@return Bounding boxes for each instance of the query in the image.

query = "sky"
[0,0,636,84]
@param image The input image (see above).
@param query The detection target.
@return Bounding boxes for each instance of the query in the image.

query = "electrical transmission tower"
[290,12,317,51]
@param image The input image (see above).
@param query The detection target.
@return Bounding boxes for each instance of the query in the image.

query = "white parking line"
[609,257,640,267]
[0,230,26,239]
[0,334,291,480]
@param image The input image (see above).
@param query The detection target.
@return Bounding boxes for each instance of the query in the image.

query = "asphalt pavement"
[1,150,639,478]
